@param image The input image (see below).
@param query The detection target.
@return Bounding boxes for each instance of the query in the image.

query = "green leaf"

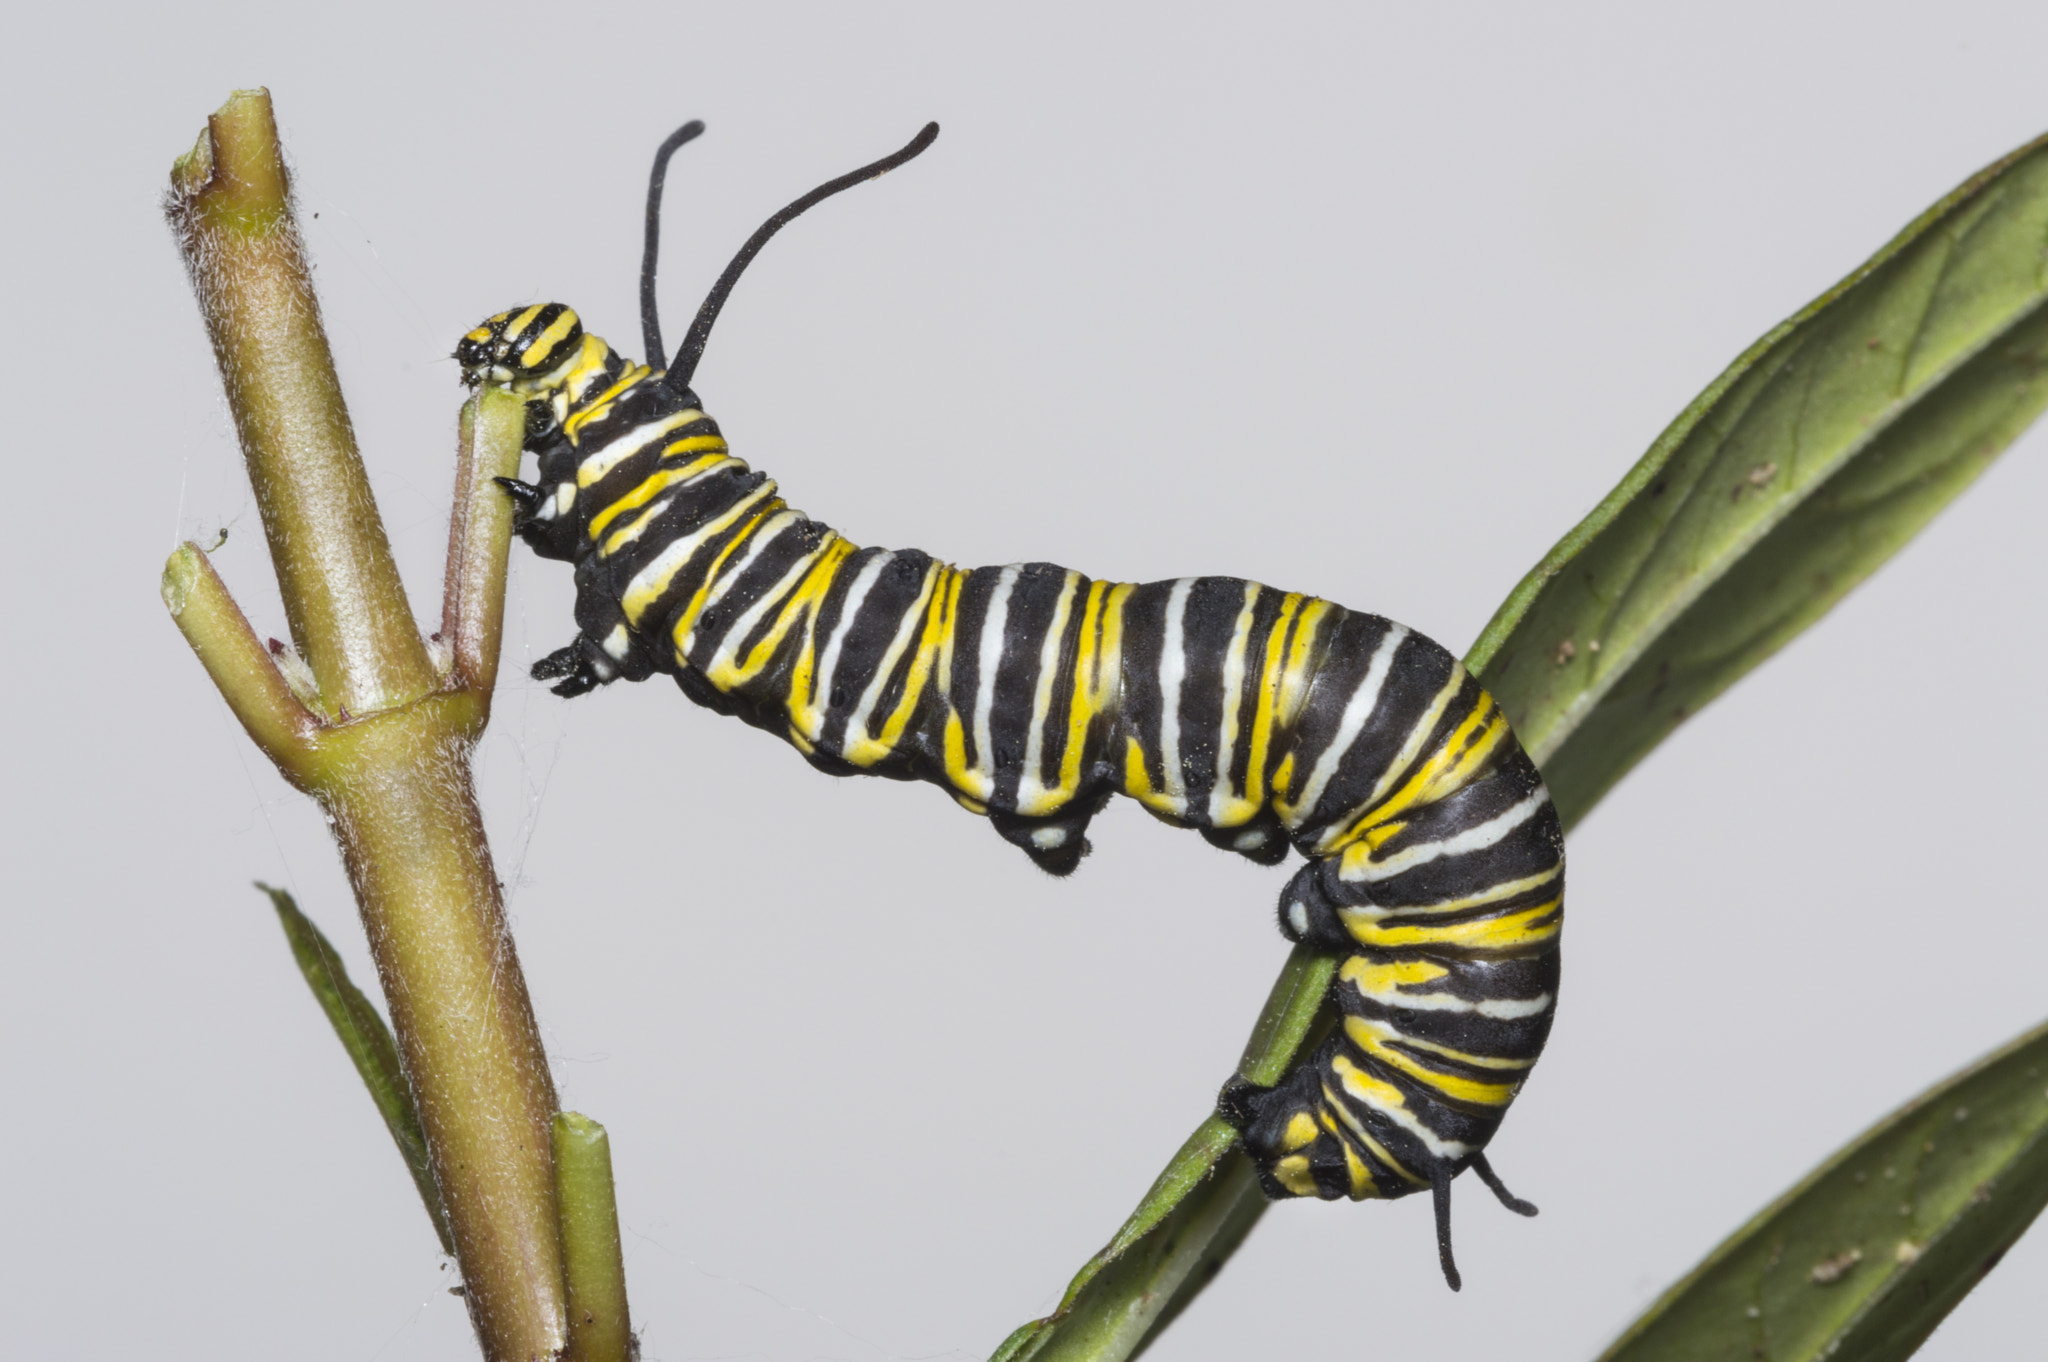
[992,952,1331,1362]
[1598,1017,2048,1362]
[991,128,2048,1362]
[1469,128,2048,821]
[259,883,453,1253]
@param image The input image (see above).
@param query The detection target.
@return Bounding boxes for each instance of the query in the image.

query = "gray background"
[5,3,2047,1358]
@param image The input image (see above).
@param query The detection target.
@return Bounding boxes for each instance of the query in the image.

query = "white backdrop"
[6,4,2047,1359]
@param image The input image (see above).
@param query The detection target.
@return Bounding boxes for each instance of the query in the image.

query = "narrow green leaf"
[1470,129,2048,822]
[259,883,453,1254]
[991,129,2048,1362]
[553,1112,633,1362]
[990,950,1333,1362]
[1599,1017,2048,1362]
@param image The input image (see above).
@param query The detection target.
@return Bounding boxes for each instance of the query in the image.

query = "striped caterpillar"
[461,121,1563,1289]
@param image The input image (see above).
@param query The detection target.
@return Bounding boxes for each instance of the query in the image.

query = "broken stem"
[164,88,585,1361]
[554,1113,633,1362]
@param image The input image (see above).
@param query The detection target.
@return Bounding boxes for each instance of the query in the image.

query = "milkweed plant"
[163,88,2048,1362]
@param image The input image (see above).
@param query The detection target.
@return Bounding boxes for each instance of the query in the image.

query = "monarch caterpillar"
[460,121,1564,1290]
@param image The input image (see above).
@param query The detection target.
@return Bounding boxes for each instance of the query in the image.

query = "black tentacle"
[1470,1152,1539,1217]
[640,119,706,367]
[1432,1171,1462,1292]
[664,122,940,393]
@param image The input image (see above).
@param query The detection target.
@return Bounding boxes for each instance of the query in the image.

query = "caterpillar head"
[456,303,586,390]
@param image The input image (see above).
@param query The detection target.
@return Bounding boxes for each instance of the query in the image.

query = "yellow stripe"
[1341,956,1451,995]
[672,502,787,648]
[1338,866,1562,929]
[587,446,732,540]
[1044,581,1109,806]
[936,573,997,800]
[1015,571,1085,816]
[1268,598,1332,814]
[1349,897,1561,952]
[526,308,579,365]
[564,337,621,403]
[1321,1072,1425,1186]
[1330,690,1508,855]
[1311,666,1467,855]
[1236,592,1303,815]
[504,304,543,340]
[1394,1031,1535,1072]
[843,564,950,767]
[1360,817,1407,854]
[1275,598,1330,730]
[1341,1136,1377,1200]
[1124,734,1177,813]
[1208,582,1265,826]
[562,365,656,441]
[701,537,854,690]
[1055,582,1131,801]
[859,566,954,762]
[1343,1017,1519,1108]
[623,485,779,627]
[1274,1155,1319,1197]
[576,409,705,487]
[775,541,862,724]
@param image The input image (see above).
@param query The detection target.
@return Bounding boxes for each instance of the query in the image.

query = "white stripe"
[535,482,573,521]
[1155,577,1198,816]
[969,566,1022,791]
[1284,624,1408,829]
[575,409,703,486]
[699,534,835,688]
[843,564,942,764]
[1017,571,1083,815]
[681,510,801,651]
[598,493,675,555]
[1207,581,1262,825]
[1477,995,1555,1020]
[1331,1062,1473,1163]
[1313,663,1467,855]
[622,482,778,624]
[798,551,893,738]
[1338,868,1562,925]
[1339,789,1550,883]
[1343,973,1554,1020]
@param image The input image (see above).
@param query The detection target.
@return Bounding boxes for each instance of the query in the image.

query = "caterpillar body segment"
[463,120,1564,1288]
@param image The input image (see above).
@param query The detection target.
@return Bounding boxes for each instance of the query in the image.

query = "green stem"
[441,393,529,694]
[318,710,565,1355]
[166,89,433,718]
[163,88,576,1361]
[553,1113,633,1362]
